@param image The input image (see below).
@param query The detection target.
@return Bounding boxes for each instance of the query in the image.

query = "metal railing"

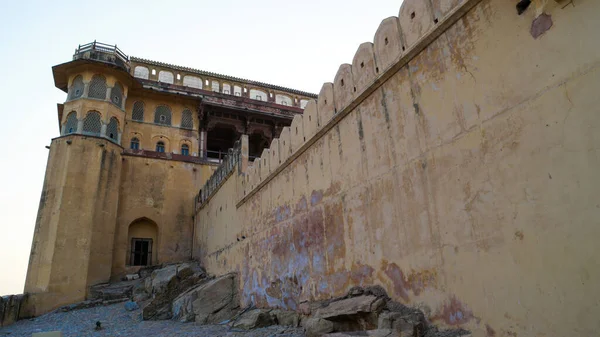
[73,41,129,69]
[197,140,242,206]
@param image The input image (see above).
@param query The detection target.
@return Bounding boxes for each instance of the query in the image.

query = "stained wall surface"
[24,136,122,315]
[111,155,211,278]
[195,0,600,336]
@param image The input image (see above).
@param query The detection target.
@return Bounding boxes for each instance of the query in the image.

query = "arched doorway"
[127,218,158,266]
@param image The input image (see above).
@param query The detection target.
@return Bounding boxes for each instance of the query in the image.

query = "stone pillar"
[200,129,207,158]
[100,123,107,138]
[76,120,83,133]
[82,81,90,98]
[105,86,112,102]
[240,134,249,175]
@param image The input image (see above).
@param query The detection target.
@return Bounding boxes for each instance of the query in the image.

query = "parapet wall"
[195,0,600,335]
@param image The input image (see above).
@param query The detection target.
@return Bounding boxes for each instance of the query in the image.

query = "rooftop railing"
[73,41,130,71]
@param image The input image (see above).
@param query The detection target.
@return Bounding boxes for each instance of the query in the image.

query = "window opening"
[130,138,140,150]
[181,144,189,156]
[130,238,153,266]
[156,141,165,153]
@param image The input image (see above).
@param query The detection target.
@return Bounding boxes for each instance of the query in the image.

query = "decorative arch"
[132,101,145,121]
[134,66,150,79]
[127,217,158,266]
[82,111,102,135]
[250,89,267,101]
[275,94,293,106]
[181,109,193,129]
[63,111,78,134]
[68,75,84,100]
[152,135,170,153]
[154,105,172,125]
[111,82,124,108]
[158,70,174,84]
[183,75,202,89]
[88,75,107,100]
[107,117,120,141]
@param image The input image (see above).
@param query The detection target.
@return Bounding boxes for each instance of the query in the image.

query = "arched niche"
[127,218,159,267]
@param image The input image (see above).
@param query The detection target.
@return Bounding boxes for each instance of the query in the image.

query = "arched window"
[300,99,309,109]
[222,83,231,94]
[130,137,140,150]
[181,109,193,129]
[250,89,267,101]
[134,66,149,79]
[211,81,220,92]
[107,117,119,140]
[156,141,165,153]
[111,82,124,108]
[276,94,293,106]
[158,71,174,84]
[132,101,144,121]
[183,75,202,89]
[154,105,172,125]
[234,85,242,96]
[68,75,84,100]
[82,111,102,135]
[64,112,78,134]
[181,144,189,156]
[88,75,107,100]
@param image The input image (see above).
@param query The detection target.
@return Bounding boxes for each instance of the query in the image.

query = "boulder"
[148,265,178,294]
[303,317,334,337]
[170,273,239,324]
[271,309,300,327]
[142,266,207,320]
[232,309,275,330]
[315,296,383,319]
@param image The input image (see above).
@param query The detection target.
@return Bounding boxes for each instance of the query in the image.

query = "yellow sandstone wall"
[25,135,122,315]
[195,0,600,336]
[111,156,213,278]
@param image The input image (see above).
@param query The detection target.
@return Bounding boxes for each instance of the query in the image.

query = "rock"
[124,301,139,311]
[303,317,334,337]
[315,295,382,319]
[143,266,208,320]
[1,294,27,327]
[271,309,300,327]
[148,265,178,294]
[324,330,400,337]
[125,274,140,281]
[232,309,275,330]
[378,311,418,334]
[132,280,150,302]
[171,273,238,324]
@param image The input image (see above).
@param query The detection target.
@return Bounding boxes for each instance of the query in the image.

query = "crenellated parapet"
[236,0,483,205]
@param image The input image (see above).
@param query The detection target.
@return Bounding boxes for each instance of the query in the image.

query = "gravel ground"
[0,303,305,337]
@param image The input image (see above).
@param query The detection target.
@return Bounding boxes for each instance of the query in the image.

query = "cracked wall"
[195,0,600,336]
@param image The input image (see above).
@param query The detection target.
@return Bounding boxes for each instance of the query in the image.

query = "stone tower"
[24,43,129,315]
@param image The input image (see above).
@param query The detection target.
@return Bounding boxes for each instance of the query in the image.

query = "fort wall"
[195,0,600,335]
[25,135,122,315]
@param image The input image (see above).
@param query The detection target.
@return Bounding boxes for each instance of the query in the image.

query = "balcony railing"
[73,41,130,71]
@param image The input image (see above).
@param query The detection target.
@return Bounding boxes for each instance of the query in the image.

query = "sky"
[0,0,401,296]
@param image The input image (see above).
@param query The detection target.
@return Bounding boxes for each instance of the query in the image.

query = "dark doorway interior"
[130,238,153,266]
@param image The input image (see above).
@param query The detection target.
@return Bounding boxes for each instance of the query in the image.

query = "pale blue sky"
[0,0,401,295]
